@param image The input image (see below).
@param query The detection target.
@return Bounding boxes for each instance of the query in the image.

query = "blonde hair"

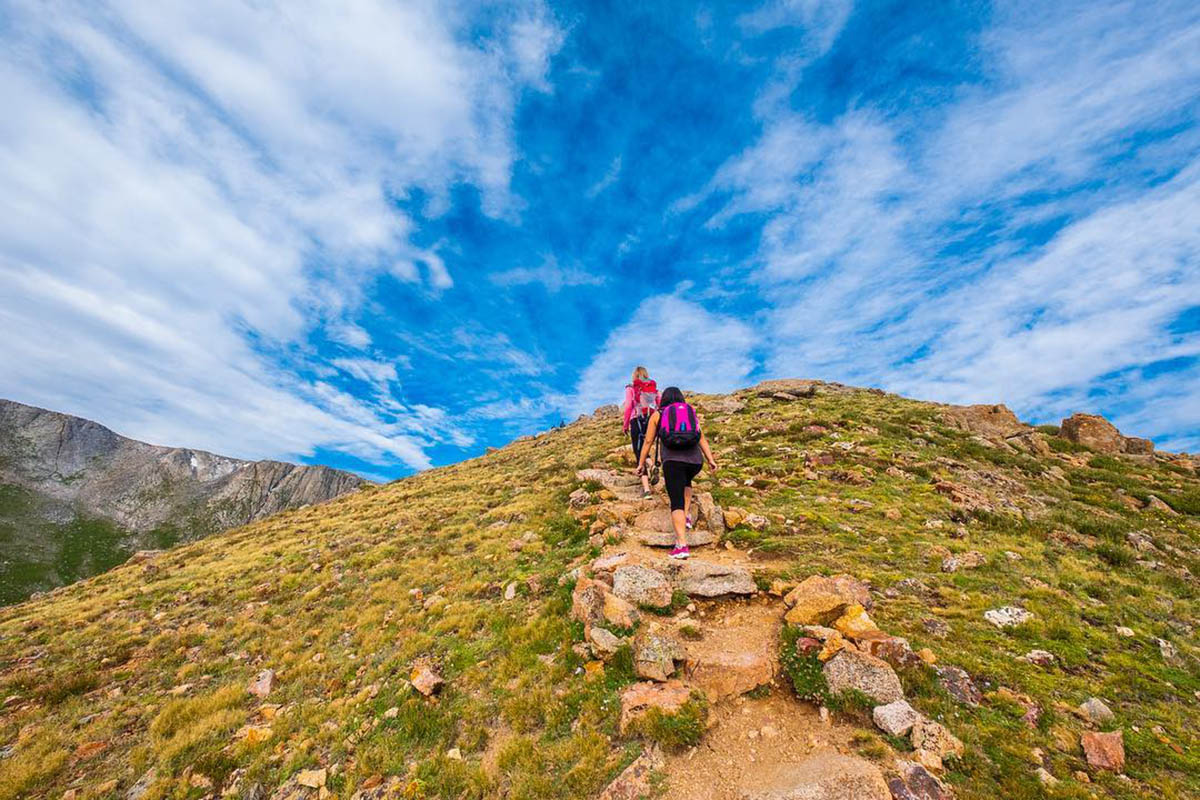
[632,366,649,383]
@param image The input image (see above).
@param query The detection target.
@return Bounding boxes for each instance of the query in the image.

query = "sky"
[1,0,1197,481]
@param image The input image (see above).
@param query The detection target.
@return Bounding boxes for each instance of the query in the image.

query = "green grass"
[0,385,1196,799]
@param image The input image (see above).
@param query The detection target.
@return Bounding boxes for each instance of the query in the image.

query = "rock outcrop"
[1060,412,1154,455]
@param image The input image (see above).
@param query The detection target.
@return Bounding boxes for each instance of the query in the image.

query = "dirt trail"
[659,692,861,800]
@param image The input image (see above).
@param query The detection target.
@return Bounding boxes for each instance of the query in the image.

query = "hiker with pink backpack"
[635,386,718,559]
[622,366,660,499]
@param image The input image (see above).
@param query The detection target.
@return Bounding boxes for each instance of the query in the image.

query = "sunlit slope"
[0,382,1195,800]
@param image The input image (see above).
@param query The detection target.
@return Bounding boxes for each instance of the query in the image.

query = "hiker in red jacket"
[636,386,718,559]
[622,366,660,499]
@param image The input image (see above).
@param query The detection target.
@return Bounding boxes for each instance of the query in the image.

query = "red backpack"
[631,378,658,417]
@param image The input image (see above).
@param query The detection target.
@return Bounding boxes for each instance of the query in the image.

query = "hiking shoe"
[685,515,694,530]
[669,546,690,560]
[642,490,653,500]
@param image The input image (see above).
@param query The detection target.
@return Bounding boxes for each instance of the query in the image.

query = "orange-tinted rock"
[1081,730,1125,771]
[618,680,692,733]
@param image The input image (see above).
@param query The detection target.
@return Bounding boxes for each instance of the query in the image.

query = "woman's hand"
[707,458,719,471]
[635,460,646,476]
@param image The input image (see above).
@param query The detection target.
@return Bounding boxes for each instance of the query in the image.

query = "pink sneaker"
[685,515,694,530]
[669,545,690,560]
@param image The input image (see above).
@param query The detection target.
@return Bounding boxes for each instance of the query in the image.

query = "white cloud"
[490,255,606,292]
[694,0,1200,447]
[573,295,758,414]
[0,0,562,470]
[585,156,623,199]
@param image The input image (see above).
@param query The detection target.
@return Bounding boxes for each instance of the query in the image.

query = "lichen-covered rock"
[598,747,663,800]
[943,404,1027,439]
[676,560,755,597]
[872,699,921,736]
[633,627,685,681]
[935,665,981,706]
[822,650,904,704]
[613,565,673,608]
[410,661,443,696]
[1060,413,1124,453]
[911,719,963,761]
[588,627,623,659]
[887,760,953,800]
[984,606,1033,628]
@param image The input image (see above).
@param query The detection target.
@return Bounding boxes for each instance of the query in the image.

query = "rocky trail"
[571,466,961,800]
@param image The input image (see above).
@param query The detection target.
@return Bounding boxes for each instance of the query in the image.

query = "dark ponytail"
[659,386,685,407]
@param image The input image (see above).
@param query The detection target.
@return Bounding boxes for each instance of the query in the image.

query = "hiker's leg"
[631,419,651,492]
[663,463,688,547]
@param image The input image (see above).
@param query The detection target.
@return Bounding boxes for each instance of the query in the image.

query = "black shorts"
[629,415,650,459]
[663,461,702,511]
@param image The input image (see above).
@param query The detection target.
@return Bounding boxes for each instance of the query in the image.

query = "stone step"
[740,753,890,800]
[683,622,776,701]
[633,528,716,548]
[673,559,756,597]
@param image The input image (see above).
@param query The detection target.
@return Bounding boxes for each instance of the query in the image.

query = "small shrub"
[1161,490,1200,516]
[629,694,708,751]
[1095,542,1135,568]
[780,626,830,704]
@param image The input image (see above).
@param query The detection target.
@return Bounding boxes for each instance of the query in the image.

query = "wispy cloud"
[692,0,1200,449]
[0,0,563,470]
[490,255,606,292]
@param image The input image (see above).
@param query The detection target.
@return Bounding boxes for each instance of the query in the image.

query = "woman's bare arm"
[698,415,718,468]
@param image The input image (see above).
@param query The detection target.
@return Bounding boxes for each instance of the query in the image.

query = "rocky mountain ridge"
[0,398,368,603]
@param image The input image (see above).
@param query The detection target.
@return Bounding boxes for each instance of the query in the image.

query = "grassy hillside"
[0,384,1195,800]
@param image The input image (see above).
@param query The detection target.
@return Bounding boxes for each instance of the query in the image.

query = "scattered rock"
[695,492,725,533]
[568,488,591,508]
[1157,638,1179,663]
[603,592,641,629]
[744,513,770,531]
[741,752,889,800]
[922,618,950,638]
[935,666,981,706]
[783,574,871,626]
[410,661,443,696]
[911,719,964,763]
[632,628,685,681]
[598,747,664,800]
[1036,767,1059,787]
[588,627,623,659]
[618,680,693,733]
[1115,626,1135,638]
[296,769,327,789]
[1145,495,1177,515]
[1078,697,1115,726]
[613,565,673,608]
[1081,730,1125,771]
[872,699,921,736]
[941,551,986,573]
[676,560,756,597]
[984,606,1033,628]
[887,760,953,800]
[1018,649,1055,666]
[822,650,905,704]
[126,768,157,800]
[833,604,879,639]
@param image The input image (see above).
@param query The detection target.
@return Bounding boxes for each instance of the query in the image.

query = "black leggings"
[663,461,702,511]
[630,415,649,460]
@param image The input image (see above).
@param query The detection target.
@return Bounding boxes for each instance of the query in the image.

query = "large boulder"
[740,753,889,800]
[942,404,1027,439]
[822,650,904,704]
[613,565,673,609]
[695,492,725,533]
[676,561,756,597]
[1060,413,1151,455]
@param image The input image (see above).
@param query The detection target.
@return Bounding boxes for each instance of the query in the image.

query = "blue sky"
[1,0,1197,480]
